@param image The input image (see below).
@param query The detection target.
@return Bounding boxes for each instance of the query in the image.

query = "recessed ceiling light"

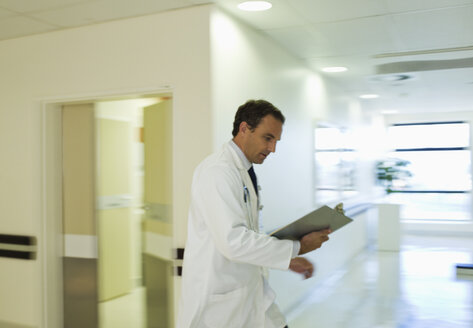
[321,66,348,73]
[359,94,379,99]
[238,1,272,11]
[371,74,412,82]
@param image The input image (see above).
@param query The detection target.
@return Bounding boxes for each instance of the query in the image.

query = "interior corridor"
[287,234,473,328]
[99,234,473,327]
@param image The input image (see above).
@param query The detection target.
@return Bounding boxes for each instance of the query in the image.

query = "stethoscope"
[243,185,250,203]
[244,182,266,232]
[243,183,255,230]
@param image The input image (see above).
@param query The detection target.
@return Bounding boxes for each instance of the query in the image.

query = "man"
[178,100,331,328]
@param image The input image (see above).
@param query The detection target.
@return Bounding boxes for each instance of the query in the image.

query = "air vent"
[373,45,473,58]
[376,57,473,74]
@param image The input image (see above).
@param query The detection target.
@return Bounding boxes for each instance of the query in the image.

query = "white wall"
[210,8,332,229]
[0,4,372,326]
[0,5,212,326]
[209,8,368,315]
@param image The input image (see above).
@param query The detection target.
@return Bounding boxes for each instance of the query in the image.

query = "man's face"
[240,115,283,164]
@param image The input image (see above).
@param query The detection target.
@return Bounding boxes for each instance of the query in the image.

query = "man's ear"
[239,121,249,134]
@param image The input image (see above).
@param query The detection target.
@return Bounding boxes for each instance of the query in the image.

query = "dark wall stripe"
[394,147,468,152]
[175,248,184,260]
[389,190,469,194]
[0,234,36,246]
[175,248,184,276]
[0,249,36,260]
[392,121,465,126]
[175,266,183,276]
[0,234,37,260]
[456,264,473,269]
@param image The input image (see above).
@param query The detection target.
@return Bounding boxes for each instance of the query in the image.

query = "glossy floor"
[287,234,473,328]
[99,287,146,328]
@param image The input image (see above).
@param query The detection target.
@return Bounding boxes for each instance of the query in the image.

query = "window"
[385,121,471,221]
[314,125,358,205]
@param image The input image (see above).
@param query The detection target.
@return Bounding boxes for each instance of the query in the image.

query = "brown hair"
[232,99,285,137]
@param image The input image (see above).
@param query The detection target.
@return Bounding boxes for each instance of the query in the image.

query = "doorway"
[42,92,175,328]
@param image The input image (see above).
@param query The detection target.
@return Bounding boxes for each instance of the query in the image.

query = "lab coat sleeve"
[195,164,293,270]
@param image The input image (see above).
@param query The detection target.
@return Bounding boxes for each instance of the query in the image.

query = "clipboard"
[269,205,353,241]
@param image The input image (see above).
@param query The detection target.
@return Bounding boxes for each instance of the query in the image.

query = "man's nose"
[269,141,277,153]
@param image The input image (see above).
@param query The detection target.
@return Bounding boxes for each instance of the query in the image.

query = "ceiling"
[1,0,472,114]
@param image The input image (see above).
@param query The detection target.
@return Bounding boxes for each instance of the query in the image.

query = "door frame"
[40,87,172,328]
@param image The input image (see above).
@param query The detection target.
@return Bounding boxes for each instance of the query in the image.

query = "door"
[60,96,174,328]
[96,118,133,301]
[62,103,98,328]
[142,98,175,328]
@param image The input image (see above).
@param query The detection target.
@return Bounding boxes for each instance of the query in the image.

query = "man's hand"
[298,229,331,255]
[289,257,314,279]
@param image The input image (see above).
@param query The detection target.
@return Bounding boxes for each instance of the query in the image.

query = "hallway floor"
[99,286,146,328]
[99,234,473,328]
[287,234,473,328]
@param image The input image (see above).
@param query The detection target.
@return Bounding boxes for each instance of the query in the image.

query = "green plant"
[376,158,412,193]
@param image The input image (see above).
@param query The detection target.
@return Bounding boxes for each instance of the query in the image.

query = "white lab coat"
[177,141,294,328]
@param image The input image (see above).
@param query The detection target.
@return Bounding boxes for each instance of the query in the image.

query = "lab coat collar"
[226,140,259,231]
[229,140,252,171]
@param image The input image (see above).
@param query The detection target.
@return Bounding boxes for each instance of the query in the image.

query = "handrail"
[344,203,373,217]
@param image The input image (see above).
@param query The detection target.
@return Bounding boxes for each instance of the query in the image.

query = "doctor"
[178,100,331,328]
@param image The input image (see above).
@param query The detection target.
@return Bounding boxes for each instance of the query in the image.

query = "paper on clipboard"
[269,205,353,241]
